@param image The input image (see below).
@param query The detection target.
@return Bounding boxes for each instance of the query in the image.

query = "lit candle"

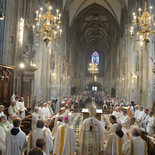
[32,25,35,32]
[138,8,141,16]
[60,29,62,37]
[150,6,153,13]
[56,9,59,17]
[59,13,61,22]
[54,31,57,39]
[40,7,43,14]
[36,10,39,18]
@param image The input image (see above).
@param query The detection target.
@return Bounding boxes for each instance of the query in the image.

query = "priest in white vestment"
[31,107,40,130]
[38,103,46,120]
[47,101,54,116]
[8,101,19,120]
[27,119,53,155]
[53,116,76,155]
[134,105,140,121]
[146,111,155,136]
[136,106,145,125]
[122,128,148,155]
[5,118,26,155]
[18,97,27,118]
[105,123,127,155]
[0,115,9,155]
[120,111,130,129]
[79,105,104,155]
[140,108,149,129]
[43,103,51,119]
[0,105,4,117]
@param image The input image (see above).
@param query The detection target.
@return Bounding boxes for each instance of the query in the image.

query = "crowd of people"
[0,91,154,155]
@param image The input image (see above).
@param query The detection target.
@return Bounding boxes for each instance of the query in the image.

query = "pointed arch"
[91,51,99,64]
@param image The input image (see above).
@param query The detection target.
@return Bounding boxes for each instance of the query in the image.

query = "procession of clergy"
[0,94,154,155]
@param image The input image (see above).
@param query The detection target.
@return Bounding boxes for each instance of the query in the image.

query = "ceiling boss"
[33,2,62,46]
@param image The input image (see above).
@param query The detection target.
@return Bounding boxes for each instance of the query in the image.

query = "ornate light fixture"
[0,11,4,20]
[129,0,155,46]
[33,2,62,46]
[88,63,99,82]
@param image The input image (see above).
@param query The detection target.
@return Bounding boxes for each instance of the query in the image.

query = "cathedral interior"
[0,0,155,155]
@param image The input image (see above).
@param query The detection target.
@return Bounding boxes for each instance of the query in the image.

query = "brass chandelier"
[33,2,62,46]
[88,63,99,82]
[129,0,155,46]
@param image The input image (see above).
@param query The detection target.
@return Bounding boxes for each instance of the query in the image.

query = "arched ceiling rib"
[69,0,128,27]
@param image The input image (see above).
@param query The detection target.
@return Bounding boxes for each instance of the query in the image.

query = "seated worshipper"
[140,108,149,129]
[146,111,155,136]
[0,105,4,117]
[134,105,140,121]
[126,117,139,139]
[28,148,43,155]
[122,128,148,155]
[53,116,76,155]
[47,101,54,116]
[31,107,40,130]
[0,115,9,155]
[120,111,130,130]
[5,118,26,155]
[107,115,118,137]
[18,97,27,118]
[105,123,127,155]
[137,106,145,125]
[27,119,53,155]
[36,138,46,155]
[38,102,46,120]
[79,105,104,155]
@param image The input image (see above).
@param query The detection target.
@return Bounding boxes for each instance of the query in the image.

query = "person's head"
[36,120,44,129]
[140,106,143,111]
[36,138,46,151]
[64,116,69,124]
[13,118,21,127]
[58,109,62,115]
[0,105,4,112]
[144,108,149,114]
[15,96,19,101]
[28,148,43,155]
[20,97,24,102]
[116,123,122,131]
[89,105,96,117]
[0,115,7,124]
[123,110,127,116]
[11,101,16,106]
[11,114,17,121]
[115,107,118,112]
[149,111,153,117]
[40,102,44,108]
[47,101,51,106]
[109,115,117,124]
[135,105,139,110]
[130,117,136,125]
[44,103,47,108]
[132,128,141,137]
[118,107,121,112]
[34,107,39,113]
[45,118,51,127]
[57,116,63,122]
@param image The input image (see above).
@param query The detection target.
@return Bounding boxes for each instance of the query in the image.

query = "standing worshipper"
[134,105,140,121]
[31,107,40,130]
[0,115,9,155]
[122,128,148,155]
[18,97,27,118]
[141,108,149,129]
[38,102,46,120]
[8,101,19,120]
[47,101,54,116]
[79,105,104,155]
[53,116,76,155]
[137,106,145,125]
[36,138,47,155]
[105,123,127,155]
[5,118,26,155]
[120,111,130,130]
[27,119,53,155]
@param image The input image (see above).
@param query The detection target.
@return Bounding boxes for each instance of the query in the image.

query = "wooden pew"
[21,115,32,135]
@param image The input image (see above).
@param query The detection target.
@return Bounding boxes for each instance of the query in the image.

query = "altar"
[82,108,103,121]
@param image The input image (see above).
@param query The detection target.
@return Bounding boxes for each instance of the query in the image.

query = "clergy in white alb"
[31,107,40,130]
[122,128,148,155]
[136,106,145,125]
[134,105,140,121]
[53,116,76,155]
[0,115,9,155]
[120,111,130,130]
[5,118,26,155]
[146,111,155,136]
[18,97,27,118]
[105,123,127,155]
[27,119,53,155]
[79,105,104,155]
[38,103,46,120]
[47,101,54,116]
[8,101,19,120]
[140,108,149,129]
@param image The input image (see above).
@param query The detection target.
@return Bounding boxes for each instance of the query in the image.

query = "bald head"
[132,128,141,137]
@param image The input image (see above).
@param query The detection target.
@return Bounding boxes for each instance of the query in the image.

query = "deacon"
[79,105,104,155]
[53,116,76,155]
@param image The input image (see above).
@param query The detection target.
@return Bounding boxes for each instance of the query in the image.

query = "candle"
[36,10,39,18]
[150,6,153,13]
[40,7,43,15]
[138,8,141,16]
[60,29,62,37]
[32,25,35,32]
[56,9,59,17]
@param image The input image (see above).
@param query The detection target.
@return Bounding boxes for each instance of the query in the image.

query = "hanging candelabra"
[88,63,99,82]
[33,2,62,46]
[129,0,155,46]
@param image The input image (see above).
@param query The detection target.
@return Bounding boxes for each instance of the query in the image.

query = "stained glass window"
[91,51,99,64]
